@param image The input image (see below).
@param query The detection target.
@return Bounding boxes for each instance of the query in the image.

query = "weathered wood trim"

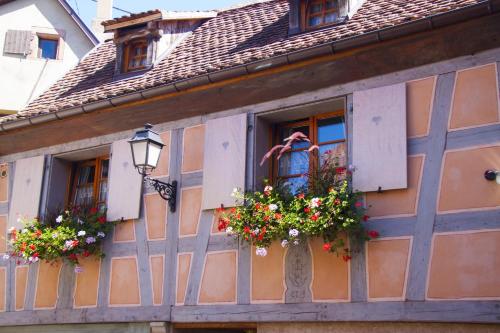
[23,264,37,311]
[445,123,500,151]
[170,301,500,323]
[408,137,428,155]
[183,210,213,305]
[406,72,455,301]
[180,171,203,188]
[148,241,167,256]
[0,305,171,326]
[97,235,113,308]
[56,262,75,310]
[366,217,417,238]
[434,209,500,232]
[108,243,137,257]
[135,215,153,307]
[164,128,183,307]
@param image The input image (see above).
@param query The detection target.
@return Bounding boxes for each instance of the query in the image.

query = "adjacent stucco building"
[0,0,97,115]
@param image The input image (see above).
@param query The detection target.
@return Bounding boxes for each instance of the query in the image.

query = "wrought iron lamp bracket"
[145,177,177,212]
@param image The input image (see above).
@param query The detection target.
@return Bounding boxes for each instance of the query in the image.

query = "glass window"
[71,157,110,207]
[38,38,58,59]
[124,39,148,72]
[273,112,346,194]
[304,0,341,30]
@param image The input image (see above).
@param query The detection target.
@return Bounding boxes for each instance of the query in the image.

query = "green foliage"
[7,206,118,266]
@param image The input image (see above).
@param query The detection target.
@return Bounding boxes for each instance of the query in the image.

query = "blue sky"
[68,0,245,29]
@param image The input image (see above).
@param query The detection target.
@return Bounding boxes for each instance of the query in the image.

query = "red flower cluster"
[367,230,379,239]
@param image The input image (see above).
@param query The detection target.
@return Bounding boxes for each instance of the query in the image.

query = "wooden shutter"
[4,30,32,55]
[352,83,407,192]
[43,157,71,217]
[9,156,45,228]
[107,140,143,221]
[202,114,247,210]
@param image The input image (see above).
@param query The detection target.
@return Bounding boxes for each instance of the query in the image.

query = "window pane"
[319,143,347,168]
[99,180,108,203]
[101,159,109,179]
[74,185,94,206]
[308,15,323,27]
[39,38,58,59]
[278,151,309,176]
[310,3,323,13]
[279,125,310,149]
[326,0,336,10]
[282,176,308,195]
[317,116,345,143]
[325,12,339,23]
[78,165,95,185]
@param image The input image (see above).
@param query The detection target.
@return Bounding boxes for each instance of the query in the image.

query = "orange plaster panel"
[145,194,167,240]
[251,242,285,303]
[182,125,205,173]
[151,131,171,177]
[439,146,500,212]
[199,251,237,304]
[150,255,164,305]
[450,64,499,130]
[366,156,423,217]
[179,187,202,237]
[74,256,100,308]
[35,261,62,309]
[109,257,140,306]
[0,164,8,202]
[176,253,192,305]
[0,267,5,312]
[428,231,500,299]
[310,237,350,301]
[113,219,136,243]
[0,216,6,253]
[15,266,28,311]
[407,77,435,138]
[367,238,410,300]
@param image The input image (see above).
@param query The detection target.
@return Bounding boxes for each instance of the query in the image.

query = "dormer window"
[123,38,148,72]
[304,0,340,29]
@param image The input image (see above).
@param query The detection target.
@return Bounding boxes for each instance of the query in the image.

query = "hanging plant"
[4,206,119,272]
[217,132,378,260]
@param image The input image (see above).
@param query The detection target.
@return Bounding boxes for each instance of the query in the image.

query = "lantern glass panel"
[131,141,148,166]
[147,142,162,168]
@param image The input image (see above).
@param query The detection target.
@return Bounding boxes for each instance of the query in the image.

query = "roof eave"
[1,0,498,133]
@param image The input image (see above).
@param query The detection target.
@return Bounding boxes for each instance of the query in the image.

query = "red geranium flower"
[368,230,379,238]
[335,167,346,174]
[304,207,311,213]
[297,193,305,199]
[29,244,36,251]
[98,216,106,224]
[342,255,352,262]
[334,198,341,205]
[243,226,251,234]
[89,207,98,214]
[363,215,370,222]
[33,252,39,258]
[323,243,331,251]
[355,202,362,208]
[274,213,282,220]
[255,203,261,210]
[35,230,42,238]
[69,253,77,260]
[311,215,318,221]
[215,204,225,213]
[83,250,90,257]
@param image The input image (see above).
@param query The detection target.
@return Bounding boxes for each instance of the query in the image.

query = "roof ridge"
[216,0,277,12]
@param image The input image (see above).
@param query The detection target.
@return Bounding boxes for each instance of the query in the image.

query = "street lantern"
[129,124,177,212]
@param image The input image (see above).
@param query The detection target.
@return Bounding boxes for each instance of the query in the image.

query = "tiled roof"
[3,0,483,124]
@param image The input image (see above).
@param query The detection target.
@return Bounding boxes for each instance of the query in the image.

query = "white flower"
[8,227,16,234]
[281,240,288,248]
[77,230,86,237]
[311,198,321,208]
[225,227,234,235]
[64,240,74,249]
[21,228,28,234]
[52,232,59,239]
[86,236,96,244]
[293,240,300,245]
[29,256,39,263]
[16,217,22,224]
[77,219,84,225]
[230,188,240,197]
[255,247,267,257]
[252,228,260,236]
[289,229,299,238]
[348,164,356,172]
[268,204,278,211]
[97,232,105,238]
[74,266,84,274]
[264,185,273,193]
[2,254,10,260]
[56,215,63,223]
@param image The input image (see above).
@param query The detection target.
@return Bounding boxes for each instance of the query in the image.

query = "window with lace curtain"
[70,156,109,208]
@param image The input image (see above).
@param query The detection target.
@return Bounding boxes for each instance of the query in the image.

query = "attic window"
[302,0,345,30]
[122,38,148,72]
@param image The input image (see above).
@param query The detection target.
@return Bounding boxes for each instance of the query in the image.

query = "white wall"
[0,0,94,112]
